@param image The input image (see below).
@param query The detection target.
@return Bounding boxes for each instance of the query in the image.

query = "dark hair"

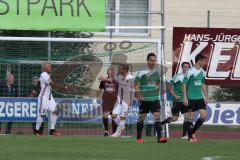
[195,54,206,63]
[181,62,190,68]
[120,64,129,72]
[147,53,156,60]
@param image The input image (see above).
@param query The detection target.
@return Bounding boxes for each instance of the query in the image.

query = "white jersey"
[114,74,135,106]
[39,72,52,99]
[38,72,56,115]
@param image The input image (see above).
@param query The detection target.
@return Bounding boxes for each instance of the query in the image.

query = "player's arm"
[41,74,67,92]
[95,81,104,98]
[166,81,172,91]
[167,79,180,101]
[95,89,102,98]
[134,72,144,101]
[182,83,188,106]
[134,83,144,101]
[156,81,161,94]
[182,74,189,106]
[49,81,68,92]
[201,83,208,104]
[170,88,181,101]
[182,70,191,106]
[201,71,208,104]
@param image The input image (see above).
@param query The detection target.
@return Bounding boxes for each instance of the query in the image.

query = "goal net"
[0,37,168,137]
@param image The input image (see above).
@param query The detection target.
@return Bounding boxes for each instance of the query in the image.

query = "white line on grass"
[203,156,223,160]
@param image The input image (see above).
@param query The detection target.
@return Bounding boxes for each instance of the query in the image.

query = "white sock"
[115,126,121,134]
[113,116,120,125]
[35,116,43,130]
[50,113,58,130]
[119,120,125,128]
[114,120,125,134]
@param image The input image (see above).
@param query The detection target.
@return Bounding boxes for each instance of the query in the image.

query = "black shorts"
[172,102,188,115]
[139,100,161,114]
[188,99,206,112]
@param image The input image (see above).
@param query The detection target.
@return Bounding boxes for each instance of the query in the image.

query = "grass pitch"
[0,135,239,160]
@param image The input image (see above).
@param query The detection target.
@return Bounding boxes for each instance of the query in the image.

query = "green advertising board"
[0,0,105,32]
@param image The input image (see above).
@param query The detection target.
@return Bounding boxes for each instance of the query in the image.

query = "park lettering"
[0,0,92,17]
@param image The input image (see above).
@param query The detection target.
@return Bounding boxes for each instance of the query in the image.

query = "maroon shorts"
[102,95,117,113]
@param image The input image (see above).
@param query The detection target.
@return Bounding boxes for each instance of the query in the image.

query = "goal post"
[0,36,169,137]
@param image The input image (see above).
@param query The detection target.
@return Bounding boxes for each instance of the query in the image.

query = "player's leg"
[182,113,189,138]
[35,119,45,135]
[111,116,126,137]
[190,100,206,142]
[184,100,197,142]
[160,116,179,125]
[136,113,146,142]
[181,103,189,138]
[39,123,45,135]
[35,115,44,136]
[160,102,180,125]
[35,98,46,136]
[111,112,117,134]
[102,111,110,136]
[192,109,206,136]
[186,110,195,142]
[48,111,60,136]
[153,113,167,143]
[111,102,128,137]
[48,99,60,136]
[111,104,121,126]
[137,101,147,142]
[150,101,167,143]
[108,101,118,134]
[50,111,57,130]
[118,117,126,131]
[190,109,206,142]
[102,102,110,136]
[110,102,118,134]
[186,111,195,140]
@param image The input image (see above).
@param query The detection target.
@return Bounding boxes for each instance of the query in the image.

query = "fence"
[0,37,168,136]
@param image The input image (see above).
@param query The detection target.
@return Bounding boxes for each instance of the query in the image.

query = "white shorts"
[38,96,57,115]
[112,101,129,117]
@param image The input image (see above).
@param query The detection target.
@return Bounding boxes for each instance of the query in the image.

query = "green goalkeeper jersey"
[183,67,205,100]
[135,68,160,101]
[169,73,184,102]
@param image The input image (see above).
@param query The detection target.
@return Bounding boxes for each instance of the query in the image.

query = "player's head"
[32,76,39,86]
[181,62,190,73]
[147,53,157,69]
[107,68,114,78]
[119,64,129,76]
[6,73,14,85]
[195,54,206,67]
[42,62,52,73]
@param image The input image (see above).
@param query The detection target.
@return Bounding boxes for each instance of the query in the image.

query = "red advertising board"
[173,27,240,85]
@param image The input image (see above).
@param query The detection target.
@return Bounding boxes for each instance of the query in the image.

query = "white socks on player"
[35,112,58,131]
[111,119,125,137]
[119,120,125,129]
[50,113,58,130]
[35,115,43,130]
[113,116,120,125]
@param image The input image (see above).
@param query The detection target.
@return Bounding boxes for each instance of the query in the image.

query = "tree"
[0,30,96,97]
[211,86,240,102]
